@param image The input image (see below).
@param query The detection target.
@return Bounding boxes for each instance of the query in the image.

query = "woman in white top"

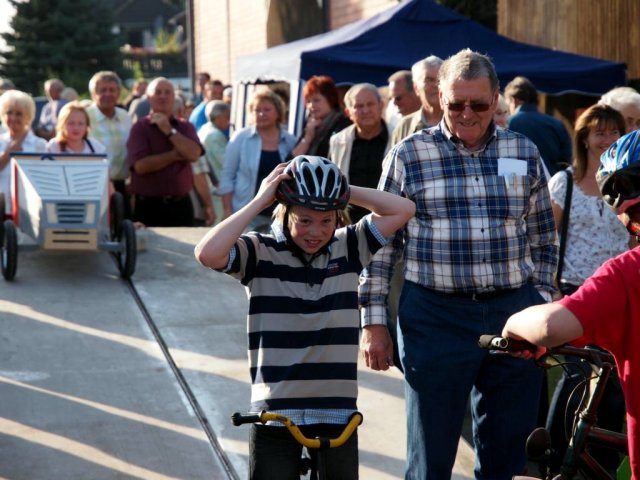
[46,101,106,155]
[548,104,630,293]
[0,90,47,214]
[218,89,296,230]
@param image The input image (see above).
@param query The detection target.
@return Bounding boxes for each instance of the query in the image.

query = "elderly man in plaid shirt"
[359,49,557,480]
[86,71,133,217]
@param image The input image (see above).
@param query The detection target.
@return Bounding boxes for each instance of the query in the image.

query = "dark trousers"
[113,180,132,219]
[249,424,358,480]
[133,195,194,227]
[398,281,544,480]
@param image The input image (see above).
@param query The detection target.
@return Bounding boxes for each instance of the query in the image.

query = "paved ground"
[0,227,475,479]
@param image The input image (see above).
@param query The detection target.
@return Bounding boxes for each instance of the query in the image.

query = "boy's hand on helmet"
[256,163,290,207]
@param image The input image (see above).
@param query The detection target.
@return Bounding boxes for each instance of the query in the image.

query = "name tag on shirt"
[498,158,527,177]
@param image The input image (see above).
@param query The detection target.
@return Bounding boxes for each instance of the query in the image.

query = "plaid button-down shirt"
[359,121,558,326]
[86,104,132,181]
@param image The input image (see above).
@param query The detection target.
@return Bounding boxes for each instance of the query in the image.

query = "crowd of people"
[2,47,640,479]
[0,72,236,228]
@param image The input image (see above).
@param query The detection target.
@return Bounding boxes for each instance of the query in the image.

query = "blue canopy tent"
[234,0,627,132]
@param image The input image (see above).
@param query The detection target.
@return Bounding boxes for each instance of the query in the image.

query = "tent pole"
[288,80,306,137]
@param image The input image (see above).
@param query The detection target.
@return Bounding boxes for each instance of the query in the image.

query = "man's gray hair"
[599,86,640,111]
[388,70,413,92]
[411,55,444,86]
[344,83,381,109]
[147,77,174,96]
[206,100,230,122]
[438,49,499,93]
[88,71,123,94]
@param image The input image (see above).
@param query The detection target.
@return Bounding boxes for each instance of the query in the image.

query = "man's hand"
[204,205,216,226]
[150,112,171,135]
[360,324,394,371]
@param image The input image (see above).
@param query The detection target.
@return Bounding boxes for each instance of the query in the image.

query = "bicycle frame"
[544,346,627,480]
[478,337,629,480]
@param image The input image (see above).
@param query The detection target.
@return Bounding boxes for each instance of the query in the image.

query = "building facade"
[190,0,397,84]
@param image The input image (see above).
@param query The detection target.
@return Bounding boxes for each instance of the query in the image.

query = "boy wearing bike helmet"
[195,155,415,479]
[502,129,640,479]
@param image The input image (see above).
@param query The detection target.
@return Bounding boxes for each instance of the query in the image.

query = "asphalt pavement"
[0,227,474,479]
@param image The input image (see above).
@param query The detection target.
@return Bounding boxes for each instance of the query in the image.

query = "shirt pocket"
[494,174,530,220]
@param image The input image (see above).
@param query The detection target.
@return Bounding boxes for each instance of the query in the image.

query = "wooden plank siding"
[497,0,640,80]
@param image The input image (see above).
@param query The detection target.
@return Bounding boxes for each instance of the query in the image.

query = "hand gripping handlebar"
[478,334,538,353]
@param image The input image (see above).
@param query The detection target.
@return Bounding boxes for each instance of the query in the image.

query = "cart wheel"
[110,191,125,240]
[116,219,136,279]
[1,220,18,281]
[0,192,5,221]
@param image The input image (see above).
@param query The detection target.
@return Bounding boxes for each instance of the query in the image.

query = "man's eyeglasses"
[444,98,494,113]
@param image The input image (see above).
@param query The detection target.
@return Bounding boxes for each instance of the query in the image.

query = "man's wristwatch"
[166,127,177,137]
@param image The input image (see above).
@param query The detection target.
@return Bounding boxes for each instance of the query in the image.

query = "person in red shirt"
[502,129,640,479]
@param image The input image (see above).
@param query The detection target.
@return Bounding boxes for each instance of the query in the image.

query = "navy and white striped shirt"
[360,121,557,326]
[222,217,386,425]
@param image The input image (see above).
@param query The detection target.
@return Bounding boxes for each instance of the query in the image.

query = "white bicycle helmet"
[276,156,350,211]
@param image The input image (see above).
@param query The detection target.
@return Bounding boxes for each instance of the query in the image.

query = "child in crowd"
[46,101,106,155]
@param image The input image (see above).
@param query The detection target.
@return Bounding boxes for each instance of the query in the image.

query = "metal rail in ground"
[123,273,239,480]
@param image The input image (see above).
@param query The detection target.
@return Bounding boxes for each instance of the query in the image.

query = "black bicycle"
[478,335,629,480]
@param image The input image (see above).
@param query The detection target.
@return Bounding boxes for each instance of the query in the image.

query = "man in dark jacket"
[505,76,572,176]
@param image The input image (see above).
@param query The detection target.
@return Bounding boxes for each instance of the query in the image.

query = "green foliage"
[131,61,145,81]
[0,0,125,96]
[154,27,182,54]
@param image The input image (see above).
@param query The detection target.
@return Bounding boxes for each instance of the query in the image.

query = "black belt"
[427,287,518,301]
[136,194,189,204]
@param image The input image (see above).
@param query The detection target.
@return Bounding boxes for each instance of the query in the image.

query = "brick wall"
[193,0,269,85]
[192,0,397,84]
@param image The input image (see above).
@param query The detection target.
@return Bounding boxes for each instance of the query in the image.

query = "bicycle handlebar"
[231,411,363,449]
[478,335,615,365]
[478,334,538,353]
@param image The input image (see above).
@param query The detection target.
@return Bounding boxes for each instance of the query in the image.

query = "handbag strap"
[556,169,573,285]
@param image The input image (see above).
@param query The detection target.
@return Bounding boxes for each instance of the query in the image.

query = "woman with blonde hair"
[218,88,296,230]
[46,101,106,155]
[0,90,47,214]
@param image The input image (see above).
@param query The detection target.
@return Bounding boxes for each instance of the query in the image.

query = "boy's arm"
[194,163,288,269]
[350,185,413,372]
[348,185,415,238]
[501,302,584,348]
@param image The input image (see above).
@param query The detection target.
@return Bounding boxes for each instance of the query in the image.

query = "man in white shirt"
[86,71,133,217]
